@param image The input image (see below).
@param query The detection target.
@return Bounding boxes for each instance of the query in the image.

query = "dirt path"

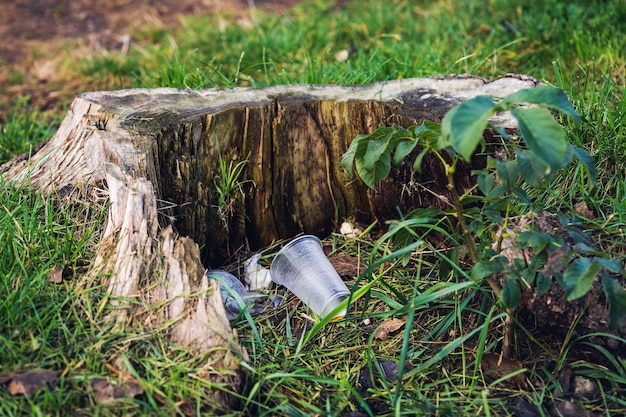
[0,0,300,119]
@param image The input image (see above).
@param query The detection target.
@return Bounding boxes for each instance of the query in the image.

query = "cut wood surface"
[1,75,548,405]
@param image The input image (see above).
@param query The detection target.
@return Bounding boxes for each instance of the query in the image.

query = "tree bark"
[0,75,545,403]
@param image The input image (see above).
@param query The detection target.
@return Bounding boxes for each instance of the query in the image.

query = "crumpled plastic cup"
[270,235,350,321]
[207,270,266,321]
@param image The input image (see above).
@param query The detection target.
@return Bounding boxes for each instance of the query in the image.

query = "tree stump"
[2,75,538,256]
[0,75,542,403]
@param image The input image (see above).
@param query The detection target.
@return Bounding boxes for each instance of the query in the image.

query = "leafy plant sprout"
[342,86,626,357]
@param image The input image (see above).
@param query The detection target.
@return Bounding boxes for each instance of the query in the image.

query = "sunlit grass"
[107,0,626,90]
[0,98,59,165]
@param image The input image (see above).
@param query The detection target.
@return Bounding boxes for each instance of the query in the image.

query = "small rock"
[335,49,350,62]
[574,376,598,396]
[340,221,362,238]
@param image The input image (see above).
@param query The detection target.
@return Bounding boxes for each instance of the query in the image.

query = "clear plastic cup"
[270,235,350,321]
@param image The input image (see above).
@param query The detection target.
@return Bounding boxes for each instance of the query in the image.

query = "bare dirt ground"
[0,0,300,119]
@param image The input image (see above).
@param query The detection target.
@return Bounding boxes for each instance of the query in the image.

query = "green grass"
[0,98,59,165]
[109,0,626,89]
[0,180,246,415]
[1,0,626,415]
[234,244,504,416]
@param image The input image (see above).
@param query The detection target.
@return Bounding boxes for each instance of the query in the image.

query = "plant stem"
[502,308,514,358]
[445,157,509,358]
[445,156,503,299]
[445,157,477,262]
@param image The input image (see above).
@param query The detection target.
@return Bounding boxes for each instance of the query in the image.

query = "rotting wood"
[84,163,246,407]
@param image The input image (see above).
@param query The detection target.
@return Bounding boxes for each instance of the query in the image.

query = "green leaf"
[343,125,424,189]
[405,207,442,219]
[476,171,495,195]
[363,138,391,171]
[517,149,549,187]
[571,145,598,188]
[412,146,430,173]
[595,257,624,274]
[341,133,370,178]
[536,273,552,297]
[422,120,442,134]
[408,123,436,138]
[501,277,521,309]
[438,257,453,280]
[356,150,391,189]
[563,257,601,301]
[501,86,581,122]
[511,107,572,173]
[512,258,526,270]
[496,159,519,188]
[340,141,358,178]
[518,229,552,253]
[393,140,418,166]
[492,126,511,141]
[349,127,398,189]
[441,95,496,161]
[511,187,530,204]
[471,258,506,281]
[601,273,626,330]
[486,185,509,200]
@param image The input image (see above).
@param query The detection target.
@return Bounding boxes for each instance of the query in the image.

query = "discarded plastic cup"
[270,235,350,321]
[207,270,265,321]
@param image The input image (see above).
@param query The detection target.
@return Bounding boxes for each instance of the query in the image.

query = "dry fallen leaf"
[374,318,406,341]
[574,201,596,220]
[480,352,528,389]
[0,369,58,397]
[91,378,143,403]
[48,266,64,284]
